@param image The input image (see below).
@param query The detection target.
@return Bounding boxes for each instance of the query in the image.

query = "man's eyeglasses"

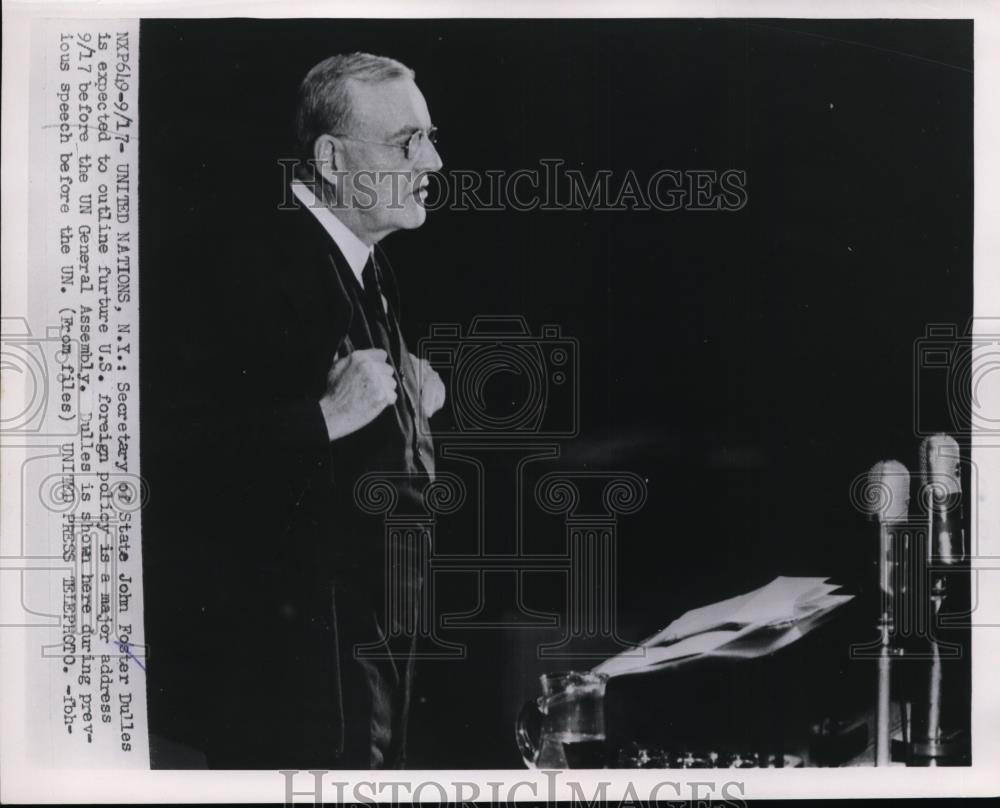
[332,126,439,161]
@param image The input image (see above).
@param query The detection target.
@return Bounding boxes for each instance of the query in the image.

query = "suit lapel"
[286,203,356,358]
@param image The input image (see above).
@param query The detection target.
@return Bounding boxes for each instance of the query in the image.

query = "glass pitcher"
[515,671,609,768]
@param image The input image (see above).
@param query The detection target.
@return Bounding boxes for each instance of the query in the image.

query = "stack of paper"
[593,576,853,678]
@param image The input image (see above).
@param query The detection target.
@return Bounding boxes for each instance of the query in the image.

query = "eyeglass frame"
[329,125,439,162]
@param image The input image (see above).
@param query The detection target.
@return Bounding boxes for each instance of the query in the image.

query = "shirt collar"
[291,180,372,285]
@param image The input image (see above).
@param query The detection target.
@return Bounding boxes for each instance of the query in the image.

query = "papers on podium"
[593,576,854,678]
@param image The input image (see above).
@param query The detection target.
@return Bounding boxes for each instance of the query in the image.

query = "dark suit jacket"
[144,198,430,769]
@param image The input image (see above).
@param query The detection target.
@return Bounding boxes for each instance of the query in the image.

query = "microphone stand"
[875,518,894,766]
[906,435,966,765]
[865,459,909,767]
[907,488,962,763]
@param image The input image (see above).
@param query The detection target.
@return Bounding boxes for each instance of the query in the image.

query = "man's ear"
[313,133,345,187]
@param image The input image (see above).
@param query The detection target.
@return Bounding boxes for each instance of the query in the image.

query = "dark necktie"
[361,254,401,366]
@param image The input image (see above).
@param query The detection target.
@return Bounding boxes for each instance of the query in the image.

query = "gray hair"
[294,52,415,177]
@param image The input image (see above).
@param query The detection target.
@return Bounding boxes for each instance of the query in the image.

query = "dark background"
[140,19,973,767]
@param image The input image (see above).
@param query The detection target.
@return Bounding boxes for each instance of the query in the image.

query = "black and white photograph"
[1,1,999,803]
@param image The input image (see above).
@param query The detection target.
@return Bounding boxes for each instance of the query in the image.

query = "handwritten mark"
[105,636,146,672]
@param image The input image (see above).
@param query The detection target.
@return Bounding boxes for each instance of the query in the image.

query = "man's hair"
[294,52,415,178]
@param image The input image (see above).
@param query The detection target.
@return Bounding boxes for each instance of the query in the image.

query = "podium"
[604,601,867,765]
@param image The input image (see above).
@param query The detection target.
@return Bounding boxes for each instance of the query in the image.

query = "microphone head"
[919,434,961,496]
[867,460,911,523]
[920,434,963,564]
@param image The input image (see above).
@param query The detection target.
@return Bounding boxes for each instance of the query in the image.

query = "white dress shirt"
[291,180,372,287]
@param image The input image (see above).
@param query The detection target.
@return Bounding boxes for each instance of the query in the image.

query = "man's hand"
[409,353,446,419]
[318,348,397,441]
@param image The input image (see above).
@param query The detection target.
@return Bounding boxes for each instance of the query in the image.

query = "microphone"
[907,434,966,764]
[868,459,910,600]
[919,434,964,566]
[869,460,911,524]
[867,460,910,766]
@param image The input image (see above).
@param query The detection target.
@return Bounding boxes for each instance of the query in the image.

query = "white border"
[3,0,998,802]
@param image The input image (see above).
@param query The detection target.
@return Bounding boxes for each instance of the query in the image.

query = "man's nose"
[416,139,443,173]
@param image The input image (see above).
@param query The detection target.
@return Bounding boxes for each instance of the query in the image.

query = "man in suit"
[274,51,447,769]
[150,52,446,771]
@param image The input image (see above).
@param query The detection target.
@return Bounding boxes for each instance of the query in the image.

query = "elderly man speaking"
[180,53,447,771]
